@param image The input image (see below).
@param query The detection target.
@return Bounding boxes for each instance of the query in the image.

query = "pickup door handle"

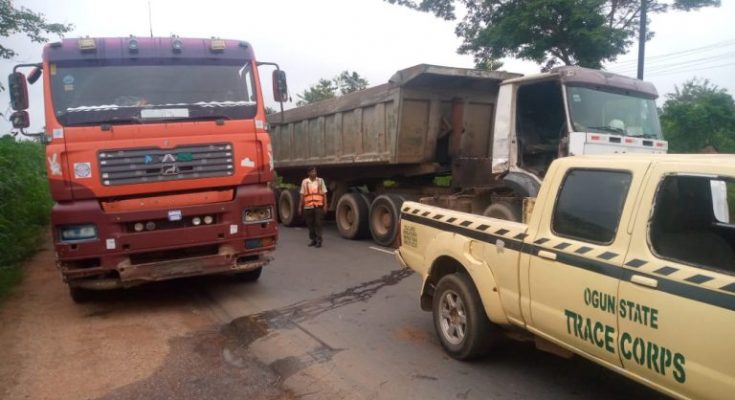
[630,274,658,288]
[537,250,557,261]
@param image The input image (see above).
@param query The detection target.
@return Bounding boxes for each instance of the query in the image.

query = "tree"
[296,71,370,106]
[385,0,719,70]
[335,70,369,94]
[660,79,735,153]
[296,79,337,106]
[0,0,73,60]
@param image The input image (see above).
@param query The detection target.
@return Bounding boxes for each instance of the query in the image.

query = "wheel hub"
[439,290,467,345]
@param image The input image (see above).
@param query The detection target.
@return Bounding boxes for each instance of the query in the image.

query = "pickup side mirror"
[272,70,288,102]
[10,110,30,129]
[8,72,29,110]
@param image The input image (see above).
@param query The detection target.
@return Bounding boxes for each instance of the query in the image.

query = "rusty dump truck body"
[271,64,520,187]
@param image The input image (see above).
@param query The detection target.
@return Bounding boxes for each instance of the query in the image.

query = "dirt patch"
[395,325,432,343]
[0,239,295,400]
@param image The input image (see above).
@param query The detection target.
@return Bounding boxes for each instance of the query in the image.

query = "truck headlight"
[242,206,273,224]
[59,224,98,242]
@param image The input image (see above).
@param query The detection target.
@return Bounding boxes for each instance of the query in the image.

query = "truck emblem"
[161,164,180,175]
[47,153,62,176]
[162,153,176,163]
[177,152,193,162]
[144,155,154,164]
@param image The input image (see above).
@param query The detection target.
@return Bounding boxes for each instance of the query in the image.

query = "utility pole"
[148,1,154,38]
[637,0,648,80]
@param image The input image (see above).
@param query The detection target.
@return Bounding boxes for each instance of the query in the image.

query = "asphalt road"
[201,222,667,400]
[0,222,669,400]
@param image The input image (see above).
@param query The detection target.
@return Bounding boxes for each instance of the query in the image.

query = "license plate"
[168,210,182,221]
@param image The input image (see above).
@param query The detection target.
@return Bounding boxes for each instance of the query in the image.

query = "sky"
[2,0,734,134]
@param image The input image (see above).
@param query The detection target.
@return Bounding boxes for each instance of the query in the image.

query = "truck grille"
[98,143,234,186]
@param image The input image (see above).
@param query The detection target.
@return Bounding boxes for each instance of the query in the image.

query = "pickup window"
[650,175,735,272]
[552,169,632,244]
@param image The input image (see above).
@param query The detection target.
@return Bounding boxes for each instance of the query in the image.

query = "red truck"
[7,36,288,301]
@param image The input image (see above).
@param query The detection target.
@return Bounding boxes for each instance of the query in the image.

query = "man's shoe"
[315,241,322,248]
[308,240,316,247]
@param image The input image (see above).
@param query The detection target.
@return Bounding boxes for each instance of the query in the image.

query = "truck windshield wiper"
[586,126,624,134]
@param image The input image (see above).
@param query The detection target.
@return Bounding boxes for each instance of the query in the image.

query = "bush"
[0,137,52,299]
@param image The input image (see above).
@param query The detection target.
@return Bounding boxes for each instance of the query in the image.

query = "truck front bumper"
[51,184,277,289]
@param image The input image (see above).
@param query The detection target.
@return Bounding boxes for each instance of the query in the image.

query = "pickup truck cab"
[396,154,735,400]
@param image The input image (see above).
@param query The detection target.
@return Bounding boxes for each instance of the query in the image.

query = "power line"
[611,38,735,67]
[608,50,735,75]
[647,62,735,78]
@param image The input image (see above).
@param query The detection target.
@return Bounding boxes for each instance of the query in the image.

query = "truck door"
[619,168,735,399]
[525,166,640,367]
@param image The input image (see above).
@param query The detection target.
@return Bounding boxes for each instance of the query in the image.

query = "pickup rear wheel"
[433,273,496,360]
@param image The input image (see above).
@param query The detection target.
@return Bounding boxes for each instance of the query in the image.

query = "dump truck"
[268,64,667,246]
[396,154,735,400]
[6,36,289,301]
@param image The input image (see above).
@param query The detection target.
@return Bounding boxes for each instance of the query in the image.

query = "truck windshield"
[566,86,662,139]
[50,62,257,126]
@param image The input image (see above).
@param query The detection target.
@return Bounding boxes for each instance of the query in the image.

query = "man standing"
[299,167,328,248]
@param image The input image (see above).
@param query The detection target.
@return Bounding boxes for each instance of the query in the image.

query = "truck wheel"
[235,267,263,282]
[335,193,370,239]
[433,273,496,360]
[369,194,404,247]
[483,201,522,222]
[69,286,93,303]
[278,189,301,227]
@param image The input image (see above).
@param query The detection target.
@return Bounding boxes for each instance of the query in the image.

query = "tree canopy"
[0,0,73,60]
[296,71,369,106]
[385,0,719,70]
[661,79,735,153]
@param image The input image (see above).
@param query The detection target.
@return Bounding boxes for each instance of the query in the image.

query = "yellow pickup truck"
[396,154,734,400]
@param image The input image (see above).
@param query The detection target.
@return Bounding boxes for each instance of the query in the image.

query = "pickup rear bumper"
[51,184,277,289]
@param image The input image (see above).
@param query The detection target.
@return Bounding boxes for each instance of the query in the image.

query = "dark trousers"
[304,207,324,242]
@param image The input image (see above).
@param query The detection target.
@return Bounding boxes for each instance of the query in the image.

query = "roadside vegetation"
[0,137,52,300]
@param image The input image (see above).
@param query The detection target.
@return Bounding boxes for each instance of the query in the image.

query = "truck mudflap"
[68,250,272,289]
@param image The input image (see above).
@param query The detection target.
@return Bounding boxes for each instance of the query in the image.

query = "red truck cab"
[7,37,288,301]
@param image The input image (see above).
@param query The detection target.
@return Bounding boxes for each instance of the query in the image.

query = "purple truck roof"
[44,37,255,63]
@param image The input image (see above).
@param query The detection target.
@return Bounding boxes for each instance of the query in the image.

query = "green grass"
[0,137,52,300]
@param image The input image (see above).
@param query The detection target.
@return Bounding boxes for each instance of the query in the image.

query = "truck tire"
[335,193,370,239]
[278,189,301,227]
[369,194,404,247]
[433,273,497,360]
[235,267,263,282]
[483,201,522,222]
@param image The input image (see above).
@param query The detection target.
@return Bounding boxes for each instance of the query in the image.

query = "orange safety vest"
[303,179,325,207]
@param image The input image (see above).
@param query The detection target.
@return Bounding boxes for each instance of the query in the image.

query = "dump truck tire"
[235,267,263,282]
[483,201,522,222]
[335,193,370,239]
[278,189,302,227]
[369,194,404,247]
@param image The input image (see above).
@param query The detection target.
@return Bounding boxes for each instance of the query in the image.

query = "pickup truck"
[395,154,735,400]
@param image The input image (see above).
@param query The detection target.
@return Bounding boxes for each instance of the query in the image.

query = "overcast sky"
[2,0,734,134]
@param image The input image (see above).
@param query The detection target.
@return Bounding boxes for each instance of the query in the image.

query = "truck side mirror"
[272,70,288,102]
[10,110,30,129]
[8,72,29,110]
[28,67,42,85]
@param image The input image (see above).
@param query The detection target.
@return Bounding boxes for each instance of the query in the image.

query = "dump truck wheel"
[235,267,263,282]
[369,194,404,247]
[483,201,522,222]
[278,189,301,227]
[433,273,497,360]
[335,193,370,239]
